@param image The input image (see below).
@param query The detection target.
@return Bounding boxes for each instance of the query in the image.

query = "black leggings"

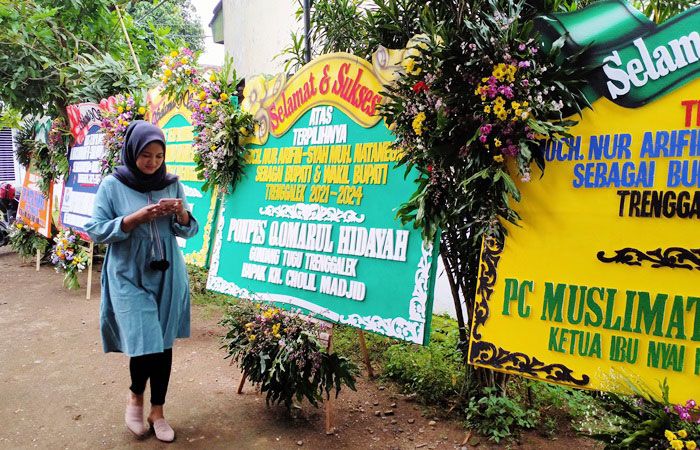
[129,349,172,406]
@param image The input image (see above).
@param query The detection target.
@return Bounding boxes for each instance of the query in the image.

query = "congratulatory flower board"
[469,0,700,403]
[147,90,219,268]
[207,52,440,345]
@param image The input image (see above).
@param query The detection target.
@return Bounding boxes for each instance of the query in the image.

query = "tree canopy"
[0,0,204,118]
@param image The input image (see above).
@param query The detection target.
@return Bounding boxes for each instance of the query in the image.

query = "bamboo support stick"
[237,370,248,394]
[357,329,375,378]
[114,4,142,76]
[325,324,336,435]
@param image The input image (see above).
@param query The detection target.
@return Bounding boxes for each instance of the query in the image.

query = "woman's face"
[136,142,165,175]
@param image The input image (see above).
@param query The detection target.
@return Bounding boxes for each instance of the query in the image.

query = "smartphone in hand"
[158,198,181,206]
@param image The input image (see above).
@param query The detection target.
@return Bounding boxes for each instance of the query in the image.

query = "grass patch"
[188,264,231,319]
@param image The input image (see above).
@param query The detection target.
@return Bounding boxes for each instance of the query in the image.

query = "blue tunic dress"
[85,176,199,357]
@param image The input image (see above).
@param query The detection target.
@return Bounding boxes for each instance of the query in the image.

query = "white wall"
[432,255,459,319]
[222,0,300,78]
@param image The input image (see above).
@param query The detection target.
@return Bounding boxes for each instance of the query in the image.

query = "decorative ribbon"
[537,0,700,107]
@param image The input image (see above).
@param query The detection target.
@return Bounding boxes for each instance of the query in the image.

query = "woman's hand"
[159,198,190,226]
[120,204,173,232]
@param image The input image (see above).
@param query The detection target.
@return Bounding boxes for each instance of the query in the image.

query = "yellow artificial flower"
[494,96,505,106]
[483,105,491,114]
[220,93,229,101]
[210,100,219,107]
[687,441,697,450]
[272,323,281,335]
[248,334,256,341]
[679,431,688,439]
[402,34,428,75]
[138,106,146,115]
[522,101,529,107]
[671,440,684,450]
[667,431,679,442]
[162,76,169,84]
[239,127,249,136]
[497,111,508,121]
[200,102,206,109]
[511,101,520,110]
[493,154,504,163]
[404,58,421,75]
[180,57,188,64]
[209,73,217,82]
[494,138,502,147]
[170,50,179,58]
[493,104,504,114]
[492,63,508,81]
[185,68,192,75]
[198,90,207,101]
[164,68,172,77]
[412,112,426,136]
[126,105,131,111]
[117,106,124,114]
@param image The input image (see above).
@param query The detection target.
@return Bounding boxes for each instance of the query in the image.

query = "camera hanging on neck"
[149,259,170,271]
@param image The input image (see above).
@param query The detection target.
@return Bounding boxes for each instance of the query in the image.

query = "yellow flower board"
[469,62,700,405]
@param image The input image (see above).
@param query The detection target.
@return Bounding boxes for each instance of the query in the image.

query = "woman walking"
[86,120,198,442]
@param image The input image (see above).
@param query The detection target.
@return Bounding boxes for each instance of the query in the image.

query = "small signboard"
[207,53,440,345]
[17,167,53,238]
[60,102,105,239]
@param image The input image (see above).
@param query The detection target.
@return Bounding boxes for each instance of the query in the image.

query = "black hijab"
[112,120,178,193]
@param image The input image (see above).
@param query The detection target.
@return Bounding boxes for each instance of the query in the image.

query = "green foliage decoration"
[220,300,357,411]
[8,220,50,260]
[14,118,38,169]
[27,117,70,195]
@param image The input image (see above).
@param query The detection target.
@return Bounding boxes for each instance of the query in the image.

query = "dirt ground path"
[0,247,601,450]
